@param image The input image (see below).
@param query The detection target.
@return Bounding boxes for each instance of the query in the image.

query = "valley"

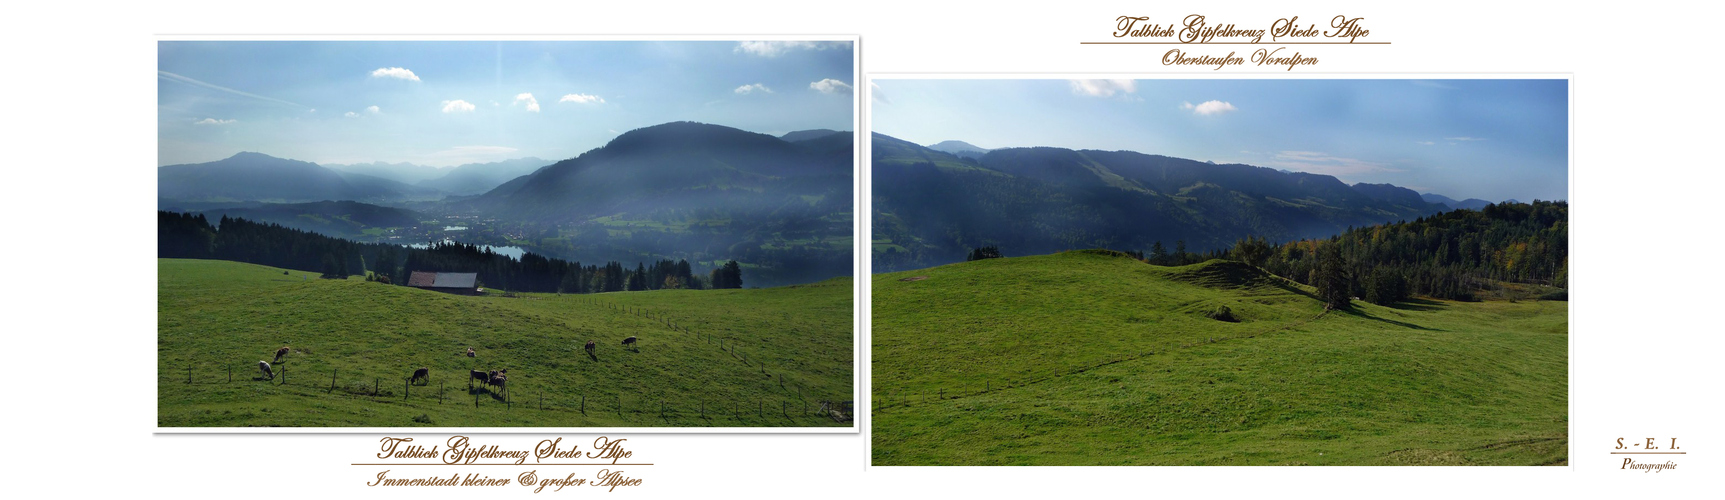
[159,123,856,288]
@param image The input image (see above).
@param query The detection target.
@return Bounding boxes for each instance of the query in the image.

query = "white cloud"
[1264,151,1400,176]
[343,106,379,119]
[734,41,848,57]
[870,81,891,105]
[513,93,540,112]
[1069,79,1137,98]
[440,100,476,113]
[1445,136,1487,141]
[559,93,605,104]
[193,118,235,125]
[1183,100,1237,115]
[734,83,774,95]
[1416,141,1435,146]
[370,67,421,82]
[809,78,853,95]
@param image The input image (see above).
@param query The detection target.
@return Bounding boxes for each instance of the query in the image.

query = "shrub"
[967,246,1003,261]
[1206,305,1239,322]
[1538,290,1568,301]
[412,414,433,425]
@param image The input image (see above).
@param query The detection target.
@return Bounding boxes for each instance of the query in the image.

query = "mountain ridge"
[872,133,1454,271]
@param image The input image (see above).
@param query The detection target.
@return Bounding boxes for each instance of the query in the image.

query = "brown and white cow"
[273,346,290,362]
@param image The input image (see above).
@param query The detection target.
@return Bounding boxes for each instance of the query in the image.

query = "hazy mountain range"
[472,122,851,221]
[925,140,991,160]
[1420,193,1495,210]
[156,122,856,287]
[873,133,1520,271]
[323,158,554,196]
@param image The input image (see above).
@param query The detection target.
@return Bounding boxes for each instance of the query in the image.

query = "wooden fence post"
[404,379,410,401]
[186,365,191,384]
[227,367,231,383]
[330,369,337,393]
[581,395,586,415]
[374,377,379,397]
[281,364,286,385]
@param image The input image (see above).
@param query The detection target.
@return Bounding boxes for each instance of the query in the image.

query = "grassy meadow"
[157,258,853,427]
[871,250,1567,465]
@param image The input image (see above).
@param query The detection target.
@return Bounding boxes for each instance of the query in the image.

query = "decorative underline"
[1081,42,1391,45]
[351,463,655,466]
[1609,452,1685,455]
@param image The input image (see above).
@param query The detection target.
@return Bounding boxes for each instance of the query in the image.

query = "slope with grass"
[872,250,1566,465]
[158,258,852,427]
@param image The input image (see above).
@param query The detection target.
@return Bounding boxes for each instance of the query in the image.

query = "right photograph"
[869,78,1569,466]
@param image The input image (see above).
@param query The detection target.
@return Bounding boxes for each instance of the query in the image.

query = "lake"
[408,239,526,260]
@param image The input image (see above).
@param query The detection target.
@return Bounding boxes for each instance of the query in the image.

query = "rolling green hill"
[158,258,853,427]
[871,251,1566,465]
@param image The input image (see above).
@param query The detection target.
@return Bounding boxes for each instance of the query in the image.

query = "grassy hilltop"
[158,258,853,427]
[872,250,1566,465]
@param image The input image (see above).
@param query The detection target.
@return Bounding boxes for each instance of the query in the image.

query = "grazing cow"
[488,374,507,395]
[622,336,638,349]
[584,340,596,355]
[258,360,274,380]
[273,346,290,362]
[465,347,475,358]
[469,369,488,387]
[409,367,429,384]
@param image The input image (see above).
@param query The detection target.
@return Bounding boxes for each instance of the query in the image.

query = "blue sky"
[158,41,854,167]
[871,79,1568,202]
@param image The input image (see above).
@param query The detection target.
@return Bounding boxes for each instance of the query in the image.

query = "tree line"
[158,211,744,293]
[1223,201,1568,303]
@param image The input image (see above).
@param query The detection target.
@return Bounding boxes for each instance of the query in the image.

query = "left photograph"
[157,40,857,428]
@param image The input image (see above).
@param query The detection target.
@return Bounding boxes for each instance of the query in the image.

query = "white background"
[5,0,1720,497]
